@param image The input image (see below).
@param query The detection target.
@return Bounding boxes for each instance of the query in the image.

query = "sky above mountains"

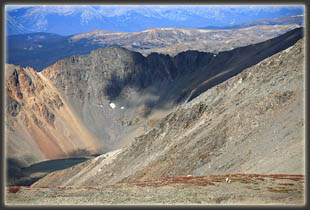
[6,5,304,35]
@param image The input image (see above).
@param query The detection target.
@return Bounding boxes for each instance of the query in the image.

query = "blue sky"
[6,5,28,10]
[5,5,305,10]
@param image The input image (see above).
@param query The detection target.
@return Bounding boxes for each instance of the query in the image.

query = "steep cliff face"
[39,45,216,151]
[6,64,102,168]
[41,46,214,103]
[32,36,305,188]
[35,28,303,153]
[6,45,214,168]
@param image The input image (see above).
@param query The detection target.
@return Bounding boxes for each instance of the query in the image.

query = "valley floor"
[6,174,304,206]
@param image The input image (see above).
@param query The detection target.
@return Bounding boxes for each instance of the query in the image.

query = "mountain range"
[33,35,305,189]
[6,14,303,71]
[6,27,304,188]
[5,5,306,204]
[5,25,305,204]
[6,5,304,35]
[201,14,304,29]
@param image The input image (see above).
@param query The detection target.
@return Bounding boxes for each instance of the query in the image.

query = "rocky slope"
[6,27,303,173]
[31,33,305,188]
[5,64,103,184]
[37,27,303,154]
[38,46,212,153]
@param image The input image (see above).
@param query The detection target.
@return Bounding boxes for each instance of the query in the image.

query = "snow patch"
[110,103,116,109]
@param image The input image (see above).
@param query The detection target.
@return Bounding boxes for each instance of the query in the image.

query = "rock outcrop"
[5,65,102,170]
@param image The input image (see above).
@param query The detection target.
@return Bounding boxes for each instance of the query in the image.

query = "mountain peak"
[30,35,305,190]
[6,5,304,35]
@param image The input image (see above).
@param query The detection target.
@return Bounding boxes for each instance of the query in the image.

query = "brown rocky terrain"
[5,27,305,205]
[6,174,305,205]
[6,35,305,205]
[31,36,305,188]
[5,65,103,185]
[37,27,303,154]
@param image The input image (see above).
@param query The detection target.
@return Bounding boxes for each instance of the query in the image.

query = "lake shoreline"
[7,155,100,187]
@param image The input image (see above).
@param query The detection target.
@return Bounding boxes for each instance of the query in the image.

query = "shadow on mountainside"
[24,27,303,157]
[102,27,304,112]
[185,27,304,102]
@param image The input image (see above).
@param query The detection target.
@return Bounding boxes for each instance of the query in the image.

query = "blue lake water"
[22,157,92,174]
[9,155,101,186]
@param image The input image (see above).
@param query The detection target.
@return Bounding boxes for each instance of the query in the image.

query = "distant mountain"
[6,5,304,35]
[6,32,106,71]
[201,14,304,29]
[6,13,32,35]
[6,24,300,71]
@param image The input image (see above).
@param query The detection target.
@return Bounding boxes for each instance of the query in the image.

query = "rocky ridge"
[7,24,300,71]
[31,35,305,188]
[71,25,300,56]
[5,27,305,205]
[6,28,303,169]
[35,27,303,155]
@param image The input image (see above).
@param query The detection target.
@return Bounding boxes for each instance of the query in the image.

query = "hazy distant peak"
[6,5,304,35]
